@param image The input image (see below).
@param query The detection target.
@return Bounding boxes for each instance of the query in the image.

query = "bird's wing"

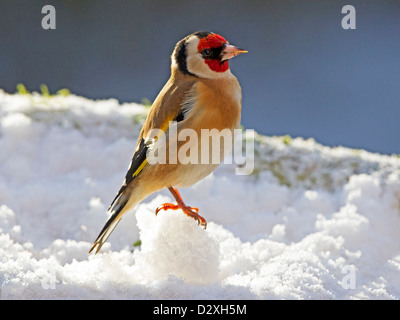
[108,76,197,210]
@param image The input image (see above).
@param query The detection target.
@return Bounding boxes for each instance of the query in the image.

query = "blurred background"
[0,0,399,154]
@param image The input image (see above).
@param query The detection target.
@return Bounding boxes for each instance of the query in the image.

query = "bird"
[89,31,247,254]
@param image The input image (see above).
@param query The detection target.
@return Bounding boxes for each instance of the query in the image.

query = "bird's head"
[172,31,247,79]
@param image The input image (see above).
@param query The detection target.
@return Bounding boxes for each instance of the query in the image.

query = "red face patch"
[198,34,229,73]
[197,34,227,52]
[204,59,229,73]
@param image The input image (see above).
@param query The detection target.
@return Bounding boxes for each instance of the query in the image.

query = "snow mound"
[1,89,400,299]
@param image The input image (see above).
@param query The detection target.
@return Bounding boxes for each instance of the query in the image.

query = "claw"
[181,205,207,229]
[155,203,179,215]
[154,187,207,229]
[155,202,206,229]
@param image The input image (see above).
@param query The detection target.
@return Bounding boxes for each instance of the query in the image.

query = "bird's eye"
[201,49,212,58]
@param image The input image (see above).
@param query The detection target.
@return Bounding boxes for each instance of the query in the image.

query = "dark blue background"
[1,0,399,154]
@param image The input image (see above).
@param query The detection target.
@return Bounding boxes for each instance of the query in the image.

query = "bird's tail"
[88,192,131,255]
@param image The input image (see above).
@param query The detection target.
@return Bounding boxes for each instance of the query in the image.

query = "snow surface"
[1,89,400,299]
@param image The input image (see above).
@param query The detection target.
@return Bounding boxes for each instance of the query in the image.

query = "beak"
[221,44,248,61]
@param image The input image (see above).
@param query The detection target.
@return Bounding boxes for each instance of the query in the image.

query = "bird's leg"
[155,187,207,229]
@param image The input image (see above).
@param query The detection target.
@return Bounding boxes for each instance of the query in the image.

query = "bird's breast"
[195,77,242,131]
[173,76,242,184]
[143,76,243,189]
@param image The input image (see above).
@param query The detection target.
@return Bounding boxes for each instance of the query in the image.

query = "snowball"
[133,201,220,285]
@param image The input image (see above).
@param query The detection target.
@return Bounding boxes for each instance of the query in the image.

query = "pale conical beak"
[221,44,248,61]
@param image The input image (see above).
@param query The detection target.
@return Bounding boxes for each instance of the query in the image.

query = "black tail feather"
[88,195,128,254]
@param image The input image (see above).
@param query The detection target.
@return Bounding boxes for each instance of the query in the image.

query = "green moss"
[282,135,292,145]
[310,176,317,186]
[16,83,70,98]
[268,160,291,187]
[40,84,50,97]
[57,88,71,97]
[297,173,307,182]
[73,122,82,130]
[16,83,29,95]
[133,239,142,247]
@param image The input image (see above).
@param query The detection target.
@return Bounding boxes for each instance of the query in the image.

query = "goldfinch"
[89,31,247,254]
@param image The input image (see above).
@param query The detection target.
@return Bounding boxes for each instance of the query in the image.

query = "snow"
[1,89,400,299]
